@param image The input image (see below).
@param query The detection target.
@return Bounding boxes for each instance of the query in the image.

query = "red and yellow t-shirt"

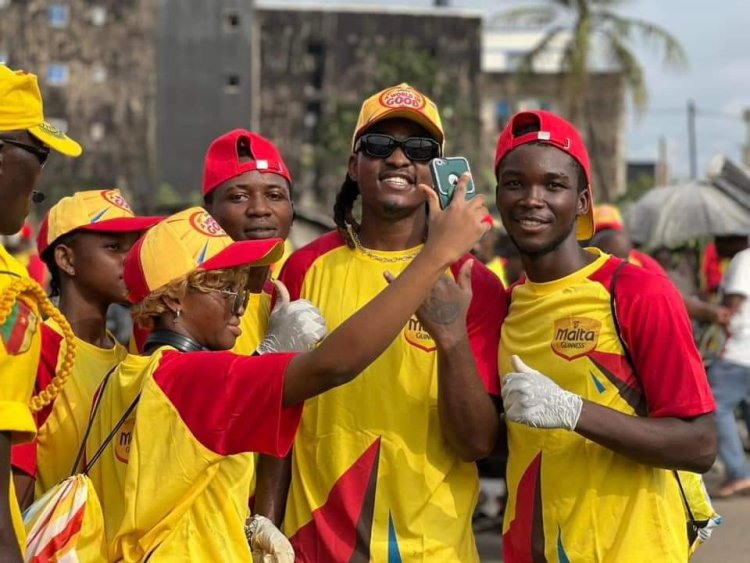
[279,231,505,562]
[11,319,127,496]
[0,244,42,551]
[500,249,716,562]
[629,249,668,278]
[86,346,302,562]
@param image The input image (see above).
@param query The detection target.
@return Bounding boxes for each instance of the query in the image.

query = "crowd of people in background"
[1,61,747,562]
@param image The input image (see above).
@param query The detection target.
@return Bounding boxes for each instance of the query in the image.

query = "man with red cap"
[0,64,82,560]
[201,129,327,553]
[495,110,717,561]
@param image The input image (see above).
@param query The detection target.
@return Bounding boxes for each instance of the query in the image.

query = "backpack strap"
[608,259,700,533]
[83,392,141,474]
[69,365,117,476]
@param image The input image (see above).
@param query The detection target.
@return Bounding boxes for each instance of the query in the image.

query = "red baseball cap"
[494,110,594,240]
[202,129,292,197]
[124,207,284,304]
[37,189,162,257]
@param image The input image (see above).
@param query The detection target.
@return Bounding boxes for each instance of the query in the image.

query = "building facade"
[1,1,625,216]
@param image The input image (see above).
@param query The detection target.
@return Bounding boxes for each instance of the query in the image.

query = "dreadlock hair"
[333,174,361,249]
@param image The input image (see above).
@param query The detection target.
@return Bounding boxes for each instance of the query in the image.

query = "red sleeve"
[10,324,61,476]
[608,262,715,418]
[152,350,303,457]
[630,250,668,278]
[450,255,506,396]
[278,231,344,302]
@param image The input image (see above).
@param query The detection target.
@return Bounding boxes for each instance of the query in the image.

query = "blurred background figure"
[590,204,731,327]
[0,222,46,287]
[472,221,524,288]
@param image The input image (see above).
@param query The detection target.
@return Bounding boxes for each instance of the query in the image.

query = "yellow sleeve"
[0,249,42,444]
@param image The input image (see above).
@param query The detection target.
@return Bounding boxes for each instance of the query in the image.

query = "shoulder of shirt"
[0,246,29,286]
[280,231,346,276]
[452,254,505,293]
[591,256,678,301]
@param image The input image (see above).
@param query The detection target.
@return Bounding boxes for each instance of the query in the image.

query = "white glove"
[246,515,295,563]
[501,355,583,430]
[256,280,328,354]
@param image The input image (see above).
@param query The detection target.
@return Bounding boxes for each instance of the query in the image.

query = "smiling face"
[206,170,293,243]
[496,143,590,258]
[348,118,435,221]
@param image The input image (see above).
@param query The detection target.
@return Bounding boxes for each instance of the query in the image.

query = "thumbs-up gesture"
[501,355,583,430]
[256,280,328,354]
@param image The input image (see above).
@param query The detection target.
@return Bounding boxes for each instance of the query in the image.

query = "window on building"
[90,122,105,142]
[224,74,240,94]
[92,65,107,83]
[47,63,69,86]
[48,4,70,28]
[223,11,240,32]
[0,51,8,64]
[495,100,512,131]
[90,6,107,26]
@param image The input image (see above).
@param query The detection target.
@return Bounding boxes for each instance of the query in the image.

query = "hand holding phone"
[429,157,477,209]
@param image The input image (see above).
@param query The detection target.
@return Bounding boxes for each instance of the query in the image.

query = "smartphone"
[429,157,476,209]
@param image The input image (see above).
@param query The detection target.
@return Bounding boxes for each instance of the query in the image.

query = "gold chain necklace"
[346,224,421,264]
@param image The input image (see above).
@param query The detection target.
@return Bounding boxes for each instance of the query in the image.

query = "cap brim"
[78,216,163,234]
[354,108,444,148]
[577,190,595,241]
[201,238,285,271]
[28,122,82,157]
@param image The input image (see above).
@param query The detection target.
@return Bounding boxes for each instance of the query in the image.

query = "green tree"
[501,0,687,117]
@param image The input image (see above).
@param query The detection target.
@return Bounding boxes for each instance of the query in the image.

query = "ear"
[54,244,75,277]
[161,294,182,316]
[347,153,358,183]
[577,186,591,218]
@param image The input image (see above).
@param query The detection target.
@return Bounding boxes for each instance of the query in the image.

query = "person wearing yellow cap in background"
[0,64,82,561]
[84,195,489,561]
[590,203,732,326]
[9,190,160,511]
[271,84,505,561]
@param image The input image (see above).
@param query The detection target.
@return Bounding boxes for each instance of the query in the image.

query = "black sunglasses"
[355,133,441,162]
[0,137,50,167]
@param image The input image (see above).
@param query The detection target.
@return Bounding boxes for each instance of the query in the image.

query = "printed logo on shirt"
[115,418,135,463]
[551,317,601,361]
[0,300,38,355]
[404,315,436,352]
[101,190,134,214]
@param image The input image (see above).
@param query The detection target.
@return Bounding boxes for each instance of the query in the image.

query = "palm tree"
[500,0,687,117]
[497,0,687,200]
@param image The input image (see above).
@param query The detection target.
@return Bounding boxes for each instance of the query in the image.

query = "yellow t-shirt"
[279,231,505,562]
[486,256,508,286]
[0,244,42,552]
[86,346,301,562]
[499,249,716,562]
[32,319,126,495]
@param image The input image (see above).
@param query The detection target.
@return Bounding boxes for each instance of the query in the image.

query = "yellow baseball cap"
[37,189,161,256]
[593,204,624,234]
[352,83,444,149]
[0,65,82,157]
[124,207,285,304]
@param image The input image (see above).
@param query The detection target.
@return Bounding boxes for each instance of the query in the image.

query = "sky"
[265,0,750,181]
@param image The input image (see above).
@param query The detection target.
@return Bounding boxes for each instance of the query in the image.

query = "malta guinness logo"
[189,210,226,237]
[551,317,601,361]
[404,315,436,352]
[101,189,134,213]
[115,418,135,463]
